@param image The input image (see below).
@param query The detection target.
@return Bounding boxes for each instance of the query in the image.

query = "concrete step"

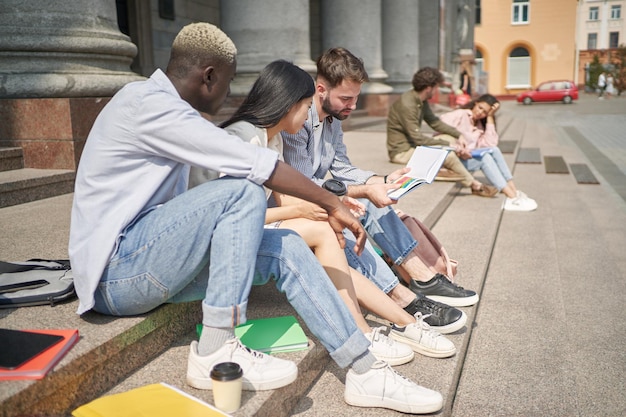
[0,147,23,172]
[0,110,516,417]
[0,168,75,208]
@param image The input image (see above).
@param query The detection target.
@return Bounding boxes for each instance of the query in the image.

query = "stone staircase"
[0,147,75,209]
[0,108,521,417]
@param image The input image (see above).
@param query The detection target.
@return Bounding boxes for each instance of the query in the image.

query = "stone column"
[0,0,142,169]
[382,0,420,93]
[0,0,142,98]
[320,0,391,95]
[220,0,315,95]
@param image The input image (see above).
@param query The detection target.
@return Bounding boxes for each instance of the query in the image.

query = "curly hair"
[411,67,444,92]
[316,47,369,88]
[166,22,237,78]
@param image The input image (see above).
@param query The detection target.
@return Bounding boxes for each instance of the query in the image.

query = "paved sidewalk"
[292,93,626,416]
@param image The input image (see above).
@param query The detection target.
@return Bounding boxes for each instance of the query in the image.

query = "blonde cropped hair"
[168,22,237,77]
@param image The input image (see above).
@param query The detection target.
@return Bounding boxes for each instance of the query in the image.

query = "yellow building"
[474,0,578,97]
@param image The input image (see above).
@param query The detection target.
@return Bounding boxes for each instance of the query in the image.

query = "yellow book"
[72,382,230,417]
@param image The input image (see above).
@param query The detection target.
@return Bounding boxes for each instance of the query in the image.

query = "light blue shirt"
[69,69,279,314]
[282,102,375,186]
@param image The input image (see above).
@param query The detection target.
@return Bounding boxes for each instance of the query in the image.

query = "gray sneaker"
[390,313,456,358]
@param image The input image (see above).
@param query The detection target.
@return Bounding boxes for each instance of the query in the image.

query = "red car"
[516,80,578,105]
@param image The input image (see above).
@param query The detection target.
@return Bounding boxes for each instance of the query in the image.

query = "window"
[475,0,481,25]
[507,47,531,88]
[588,33,597,50]
[589,7,599,21]
[609,32,619,48]
[611,5,621,19]
[512,0,529,24]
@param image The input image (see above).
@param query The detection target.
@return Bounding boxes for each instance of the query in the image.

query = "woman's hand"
[341,196,366,218]
[488,102,500,117]
[295,201,328,221]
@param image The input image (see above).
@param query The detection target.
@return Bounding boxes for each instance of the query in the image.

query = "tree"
[612,44,626,95]
[586,54,604,92]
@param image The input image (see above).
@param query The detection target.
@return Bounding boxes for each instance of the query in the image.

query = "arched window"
[507,47,531,89]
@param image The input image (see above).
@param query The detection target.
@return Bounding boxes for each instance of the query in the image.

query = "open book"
[471,148,494,158]
[387,146,449,200]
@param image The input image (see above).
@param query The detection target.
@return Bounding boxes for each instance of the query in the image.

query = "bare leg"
[278,218,372,334]
[349,267,416,326]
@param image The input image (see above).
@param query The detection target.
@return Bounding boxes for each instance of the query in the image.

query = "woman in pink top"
[438,94,537,212]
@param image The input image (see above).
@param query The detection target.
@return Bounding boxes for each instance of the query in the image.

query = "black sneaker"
[410,274,479,307]
[403,294,466,334]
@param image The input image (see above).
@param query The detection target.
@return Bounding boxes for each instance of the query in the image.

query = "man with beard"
[282,48,478,335]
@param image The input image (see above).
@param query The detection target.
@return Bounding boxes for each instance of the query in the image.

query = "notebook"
[387,146,449,200]
[196,315,309,354]
[72,382,230,417]
[0,328,79,380]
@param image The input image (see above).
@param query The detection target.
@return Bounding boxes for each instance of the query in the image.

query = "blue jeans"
[93,177,367,368]
[462,147,513,191]
[341,200,417,293]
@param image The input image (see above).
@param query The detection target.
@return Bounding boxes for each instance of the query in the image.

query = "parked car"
[516,80,578,105]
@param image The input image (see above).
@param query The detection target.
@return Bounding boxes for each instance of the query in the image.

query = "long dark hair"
[221,60,315,129]
[462,93,499,128]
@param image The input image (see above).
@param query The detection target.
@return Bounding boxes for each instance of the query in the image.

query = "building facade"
[474,0,577,96]
[1,0,476,170]
[575,0,626,88]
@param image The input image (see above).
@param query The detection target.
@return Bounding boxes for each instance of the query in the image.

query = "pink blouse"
[438,109,499,150]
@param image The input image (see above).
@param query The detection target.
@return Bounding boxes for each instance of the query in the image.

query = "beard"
[321,96,351,121]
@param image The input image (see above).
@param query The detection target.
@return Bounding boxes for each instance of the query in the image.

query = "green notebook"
[196,315,308,354]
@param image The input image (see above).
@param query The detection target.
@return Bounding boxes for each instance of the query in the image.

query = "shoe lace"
[370,326,394,346]
[414,312,443,340]
[417,296,446,315]
[378,362,413,396]
[436,273,466,289]
[233,338,266,360]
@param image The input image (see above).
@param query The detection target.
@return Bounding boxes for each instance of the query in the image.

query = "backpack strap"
[0,260,71,274]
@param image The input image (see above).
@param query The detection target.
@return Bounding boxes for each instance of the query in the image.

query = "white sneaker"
[345,361,443,414]
[365,327,414,366]
[390,313,456,358]
[186,339,297,391]
[504,192,537,212]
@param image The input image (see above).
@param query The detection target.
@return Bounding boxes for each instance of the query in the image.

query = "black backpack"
[0,259,76,308]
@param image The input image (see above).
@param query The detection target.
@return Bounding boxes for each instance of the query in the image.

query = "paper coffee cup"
[211,362,243,413]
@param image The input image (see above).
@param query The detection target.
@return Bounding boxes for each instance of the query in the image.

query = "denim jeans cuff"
[202,300,248,328]
[328,330,371,368]
[393,240,418,265]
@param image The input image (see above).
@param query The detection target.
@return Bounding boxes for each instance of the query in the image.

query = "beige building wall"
[475,0,577,96]
[576,0,626,86]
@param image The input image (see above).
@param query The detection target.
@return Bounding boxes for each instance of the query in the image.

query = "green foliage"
[586,54,604,89]
[612,44,626,95]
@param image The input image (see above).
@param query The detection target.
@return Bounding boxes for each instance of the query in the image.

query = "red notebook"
[0,328,79,380]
